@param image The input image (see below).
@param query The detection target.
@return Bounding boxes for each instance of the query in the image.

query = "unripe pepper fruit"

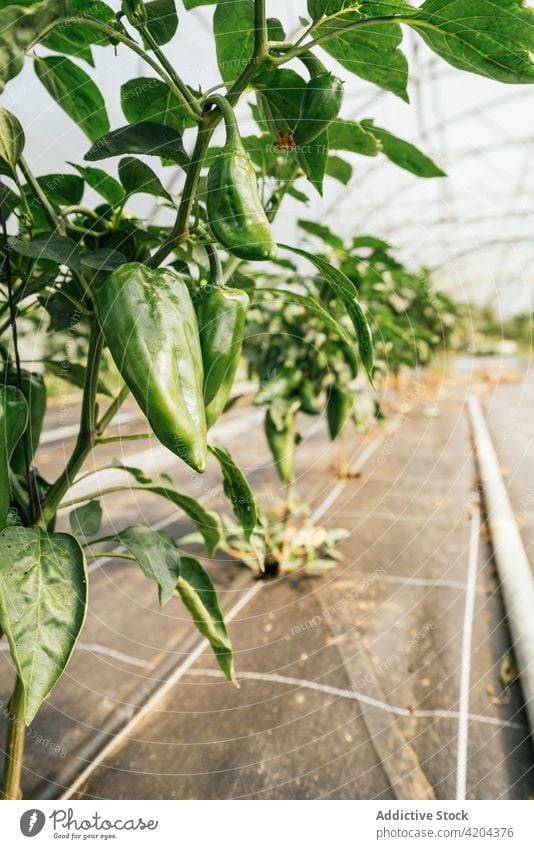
[195,245,249,429]
[3,369,46,475]
[265,400,299,483]
[327,382,354,440]
[293,53,344,147]
[0,385,28,529]
[95,263,207,472]
[206,95,275,261]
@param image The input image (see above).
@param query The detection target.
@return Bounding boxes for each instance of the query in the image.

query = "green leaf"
[261,287,358,375]
[183,0,214,7]
[0,0,114,92]
[34,55,110,143]
[279,245,374,380]
[208,445,258,541]
[108,462,222,556]
[175,555,235,683]
[30,173,85,208]
[116,525,180,607]
[325,155,352,185]
[9,232,81,270]
[44,360,113,396]
[42,22,95,66]
[352,235,392,251]
[254,68,306,135]
[328,118,381,156]
[298,219,344,250]
[214,0,255,83]
[85,122,188,167]
[69,162,124,206]
[81,247,127,271]
[121,77,193,132]
[307,0,413,100]
[143,0,178,47]
[70,500,102,536]
[361,119,445,177]
[296,128,329,195]
[118,156,171,200]
[38,293,79,331]
[413,0,534,84]
[0,107,25,177]
[0,527,87,723]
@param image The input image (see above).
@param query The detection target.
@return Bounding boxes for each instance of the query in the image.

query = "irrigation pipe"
[468,396,534,735]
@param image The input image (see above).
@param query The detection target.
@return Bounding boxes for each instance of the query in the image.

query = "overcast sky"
[4,0,534,316]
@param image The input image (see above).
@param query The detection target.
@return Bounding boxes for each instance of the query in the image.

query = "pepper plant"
[0,0,533,801]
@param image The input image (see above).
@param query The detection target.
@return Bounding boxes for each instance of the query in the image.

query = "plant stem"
[39,315,103,527]
[270,15,423,62]
[96,432,154,444]
[85,552,136,561]
[18,157,62,232]
[139,26,202,119]
[0,677,26,800]
[146,119,214,267]
[96,383,130,434]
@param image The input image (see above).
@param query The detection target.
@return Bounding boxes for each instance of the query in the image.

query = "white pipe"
[468,395,534,734]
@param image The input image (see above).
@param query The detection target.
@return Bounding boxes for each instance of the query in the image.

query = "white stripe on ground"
[184,668,526,732]
[456,504,481,800]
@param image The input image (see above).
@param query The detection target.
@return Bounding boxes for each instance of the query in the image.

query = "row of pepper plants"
[0,0,533,800]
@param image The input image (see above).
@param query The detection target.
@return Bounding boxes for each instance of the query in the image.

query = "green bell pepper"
[95,262,207,472]
[197,285,249,428]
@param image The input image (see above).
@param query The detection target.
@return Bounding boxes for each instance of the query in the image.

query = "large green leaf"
[142,0,178,47]
[413,0,534,84]
[118,156,171,200]
[328,118,381,157]
[69,162,124,205]
[254,68,306,135]
[69,500,102,536]
[80,247,127,271]
[0,107,25,177]
[104,462,222,556]
[208,444,258,540]
[298,219,345,250]
[362,119,445,177]
[279,245,374,380]
[85,122,188,166]
[307,1,415,100]
[0,527,87,724]
[325,155,352,185]
[214,0,255,83]
[44,360,113,395]
[121,77,193,132]
[34,55,109,143]
[0,0,114,92]
[175,556,235,683]
[296,128,329,196]
[115,525,181,607]
[9,232,81,270]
